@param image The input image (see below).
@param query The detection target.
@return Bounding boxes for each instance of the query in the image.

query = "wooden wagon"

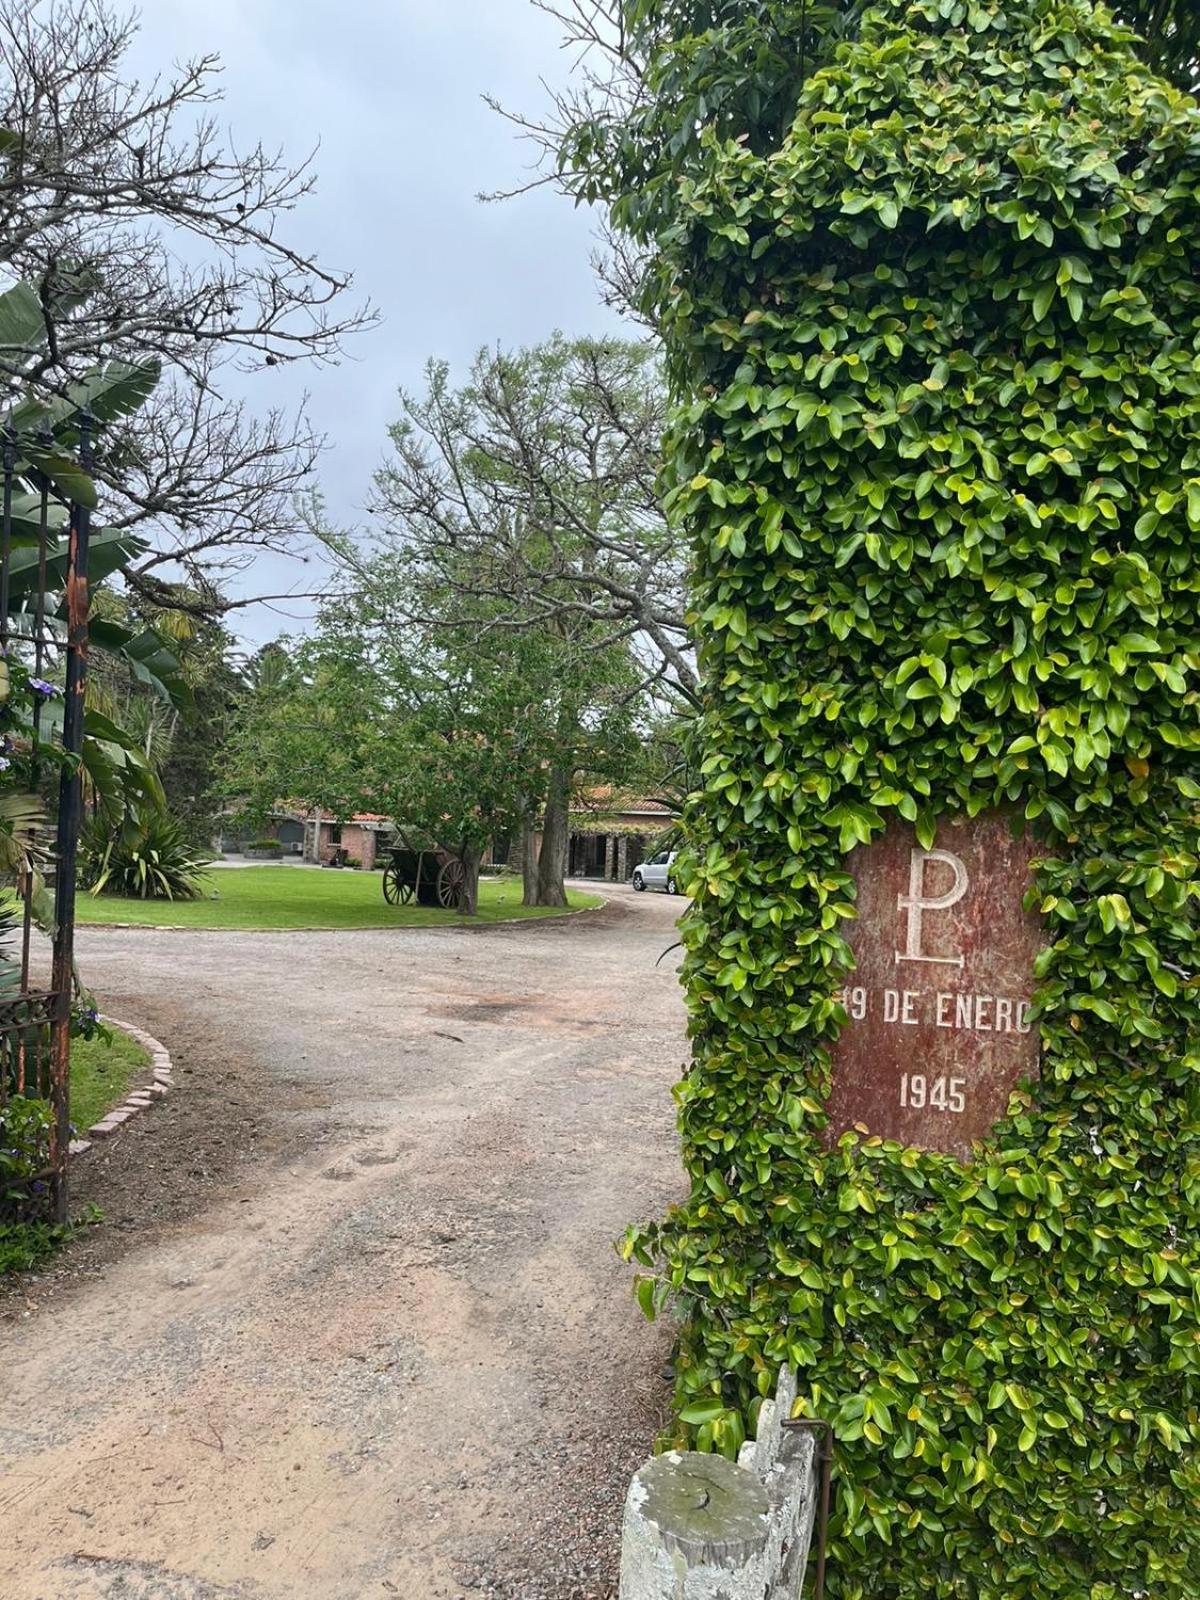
[381,844,469,911]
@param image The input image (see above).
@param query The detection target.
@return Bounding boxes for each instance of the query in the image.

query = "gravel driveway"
[0,889,688,1600]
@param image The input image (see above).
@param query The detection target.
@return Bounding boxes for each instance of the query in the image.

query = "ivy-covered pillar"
[628,3,1200,1597]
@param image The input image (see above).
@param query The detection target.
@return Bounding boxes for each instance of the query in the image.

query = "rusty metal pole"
[781,1417,834,1600]
[48,413,93,1224]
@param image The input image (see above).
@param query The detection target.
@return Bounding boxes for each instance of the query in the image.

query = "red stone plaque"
[825,813,1042,1160]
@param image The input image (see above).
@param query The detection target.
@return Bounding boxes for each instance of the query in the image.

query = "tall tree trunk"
[534,761,571,908]
[519,806,539,907]
[458,845,482,916]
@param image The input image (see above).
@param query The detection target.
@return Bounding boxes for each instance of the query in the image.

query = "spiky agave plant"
[83,809,212,901]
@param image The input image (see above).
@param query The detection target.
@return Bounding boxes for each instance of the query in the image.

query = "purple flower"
[0,757,11,772]
[28,678,58,697]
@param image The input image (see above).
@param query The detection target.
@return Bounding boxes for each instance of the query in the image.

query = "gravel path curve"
[0,888,688,1600]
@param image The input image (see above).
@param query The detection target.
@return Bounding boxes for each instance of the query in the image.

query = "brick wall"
[337,824,378,870]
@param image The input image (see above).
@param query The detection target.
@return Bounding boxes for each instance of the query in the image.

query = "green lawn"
[76,867,603,932]
[0,1028,149,1273]
[71,1026,149,1131]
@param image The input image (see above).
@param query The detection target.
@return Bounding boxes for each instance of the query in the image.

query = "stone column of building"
[605,835,618,880]
[617,837,629,882]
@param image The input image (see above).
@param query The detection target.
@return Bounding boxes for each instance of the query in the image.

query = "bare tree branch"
[367,335,695,694]
[0,0,375,612]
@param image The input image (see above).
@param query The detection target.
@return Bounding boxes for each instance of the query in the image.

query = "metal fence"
[0,416,93,1224]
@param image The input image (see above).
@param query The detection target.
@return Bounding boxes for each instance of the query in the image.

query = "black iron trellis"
[0,413,93,1225]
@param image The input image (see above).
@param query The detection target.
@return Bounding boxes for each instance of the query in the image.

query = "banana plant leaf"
[21,448,97,511]
[4,527,147,603]
[81,708,167,820]
[7,358,161,442]
[0,273,97,364]
[0,281,44,356]
[89,619,191,708]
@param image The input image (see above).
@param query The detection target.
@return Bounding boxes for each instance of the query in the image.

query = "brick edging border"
[69,1016,173,1157]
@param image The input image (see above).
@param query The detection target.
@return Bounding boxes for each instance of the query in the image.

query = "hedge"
[621,3,1200,1596]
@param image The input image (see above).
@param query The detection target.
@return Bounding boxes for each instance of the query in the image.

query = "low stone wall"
[619,1368,818,1599]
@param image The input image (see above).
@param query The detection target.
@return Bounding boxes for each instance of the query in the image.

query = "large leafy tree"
[559,1,1200,1598]
[226,562,648,911]
[224,593,562,915]
[369,336,681,904]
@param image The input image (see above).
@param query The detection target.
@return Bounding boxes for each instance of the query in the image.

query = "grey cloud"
[126,0,623,640]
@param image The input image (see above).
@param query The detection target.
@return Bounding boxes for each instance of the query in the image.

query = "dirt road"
[0,890,688,1600]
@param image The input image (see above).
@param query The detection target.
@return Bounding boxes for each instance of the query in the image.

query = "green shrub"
[84,809,212,900]
[247,838,283,852]
[0,1096,68,1273]
[613,3,1200,1598]
[0,1218,65,1274]
[0,1094,51,1218]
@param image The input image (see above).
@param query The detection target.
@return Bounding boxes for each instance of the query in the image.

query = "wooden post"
[619,1369,820,1599]
[619,1450,771,1599]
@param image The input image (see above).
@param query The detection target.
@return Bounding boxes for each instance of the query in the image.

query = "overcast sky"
[124,0,626,643]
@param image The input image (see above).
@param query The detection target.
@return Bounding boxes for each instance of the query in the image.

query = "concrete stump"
[619,1450,772,1599]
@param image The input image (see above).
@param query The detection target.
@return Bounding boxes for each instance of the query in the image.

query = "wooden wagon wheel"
[437,857,468,910]
[382,864,414,906]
